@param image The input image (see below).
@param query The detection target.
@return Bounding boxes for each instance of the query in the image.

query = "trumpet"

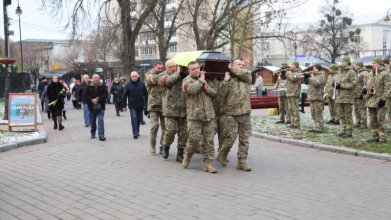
[322,93,327,111]
[294,72,306,78]
[273,68,291,75]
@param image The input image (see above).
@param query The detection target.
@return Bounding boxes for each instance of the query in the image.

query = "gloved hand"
[303,73,311,78]
[362,88,368,95]
[281,70,286,74]
[359,94,364,100]
[144,108,149,116]
[335,83,341,90]
[378,100,386,108]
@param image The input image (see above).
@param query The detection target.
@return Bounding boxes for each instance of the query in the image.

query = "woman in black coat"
[110,78,123,116]
[47,75,66,130]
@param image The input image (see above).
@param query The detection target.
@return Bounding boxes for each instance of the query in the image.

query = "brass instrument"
[332,78,339,99]
[294,72,309,78]
[273,68,291,75]
[322,93,327,111]
[365,67,377,100]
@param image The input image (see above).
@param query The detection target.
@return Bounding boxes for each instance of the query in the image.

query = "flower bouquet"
[49,86,68,106]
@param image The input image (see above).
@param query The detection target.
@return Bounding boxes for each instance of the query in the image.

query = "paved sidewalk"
[0,103,390,220]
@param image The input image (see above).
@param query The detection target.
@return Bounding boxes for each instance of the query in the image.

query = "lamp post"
[16,2,26,92]
[2,0,12,120]
[384,8,391,21]
[293,35,298,61]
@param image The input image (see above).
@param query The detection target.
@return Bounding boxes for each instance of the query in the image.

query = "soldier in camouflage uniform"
[158,60,187,162]
[325,64,340,125]
[303,64,326,133]
[274,65,290,124]
[334,57,357,138]
[218,58,252,171]
[182,62,217,173]
[383,57,391,124]
[280,61,302,129]
[362,57,391,144]
[211,78,226,151]
[353,60,368,129]
[145,62,165,154]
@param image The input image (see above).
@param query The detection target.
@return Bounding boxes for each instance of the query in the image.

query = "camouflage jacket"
[158,71,187,117]
[354,67,368,99]
[219,67,252,116]
[335,65,357,104]
[182,75,216,121]
[274,76,288,89]
[325,71,338,98]
[363,67,391,108]
[304,70,326,101]
[280,68,302,97]
[145,69,163,112]
[211,79,225,115]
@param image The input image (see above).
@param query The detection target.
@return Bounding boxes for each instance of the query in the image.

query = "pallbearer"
[362,57,391,144]
[353,60,368,129]
[325,64,340,125]
[275,65,291,124]
[303,64,326,133]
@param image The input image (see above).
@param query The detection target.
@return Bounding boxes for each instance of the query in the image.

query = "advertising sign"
[8,93,37,131]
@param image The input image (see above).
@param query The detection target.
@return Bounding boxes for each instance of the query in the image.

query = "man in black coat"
[78,74,90,127]
[83,74,108,141]
[122,71,148,139]
[38,76,48,112]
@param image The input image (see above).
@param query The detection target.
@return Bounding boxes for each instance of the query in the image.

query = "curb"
[0,128,47,153]
[252,131,391,162]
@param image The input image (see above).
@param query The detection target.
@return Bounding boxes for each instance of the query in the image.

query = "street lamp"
[385,8,391,21]
[16,2,26,92]
[293,35,298,61]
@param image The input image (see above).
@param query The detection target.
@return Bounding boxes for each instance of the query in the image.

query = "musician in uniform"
[325,64,340,125]
[362,57,391,144]
[280,61,302,129]
[383,57,391,124]
[334,57,357,138]
[274,65,290,124]
[303,64,326,133]
[353,60,368,129]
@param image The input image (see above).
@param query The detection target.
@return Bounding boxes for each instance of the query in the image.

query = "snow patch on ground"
[0,131,39,145]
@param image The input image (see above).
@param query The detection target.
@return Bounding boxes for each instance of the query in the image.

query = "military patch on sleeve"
[386,74,391,82]
[350,73,356,81]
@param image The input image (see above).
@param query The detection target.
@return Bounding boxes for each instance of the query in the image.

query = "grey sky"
[1,0,389,42]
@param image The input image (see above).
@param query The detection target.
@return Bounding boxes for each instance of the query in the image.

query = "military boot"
[176,148,184,162]
[218,150,228,166]
[237,160,252,171]
[162,145,170,159]
[182,154,192,168]
[203,163,217,173]
[150,146,156,153]
[159,146,163,154]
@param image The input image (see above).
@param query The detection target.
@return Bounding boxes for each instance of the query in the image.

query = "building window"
[164,29,176,38]
[135,47,139,57]
[383,30,388,55]
[355,52,359,59]
[201,13,208,21]
[164,13,174,22]
[142,32,154,41]
[141,46,156,55]
[130,2,137,12]
[166,0,175,4]
[343,37,348,44]
[167,44,177,53]
[265,42,270,50]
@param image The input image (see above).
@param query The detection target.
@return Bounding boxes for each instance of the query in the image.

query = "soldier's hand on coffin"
[335,83,341,89]
[224,71,231,81]
[362,88,368,95]
[378,100,386,108]
[200,71,205,80]
[303,73,311,78]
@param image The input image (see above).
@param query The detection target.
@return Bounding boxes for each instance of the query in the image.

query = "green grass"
[252,113,391,154]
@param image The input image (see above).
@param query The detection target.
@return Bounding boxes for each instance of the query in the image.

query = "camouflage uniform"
[274,77,290,123]
[353,67,368,128]
[363,67,391,142]
[325,70,340,122]
[145,69,165,148]
[211,79,225,150]
[158,71,187,149]
[385,65,391,121]
[219,67,252,161]
[280,67,303,127]
[182,75,216,163]
[335,65,357,135]
[304,70,326,131]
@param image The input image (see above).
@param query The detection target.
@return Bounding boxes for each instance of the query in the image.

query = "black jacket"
[77,81,88,103]
[38,81,48,97]
[83,82,109,111]
[46,82,65,111]
[110,82,123,103]
[122,78,148,109]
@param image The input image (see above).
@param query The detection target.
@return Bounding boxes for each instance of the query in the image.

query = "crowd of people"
[274,56,391,144]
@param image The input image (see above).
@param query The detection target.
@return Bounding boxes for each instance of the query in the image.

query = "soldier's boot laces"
[150,146,156,154]
[218,150,228,166]
[182,154,192,168]
[162,146,170,159]
[203,163,217,173]
[159,146,163,154]
[237,161,252,171]
[176,148,184,162]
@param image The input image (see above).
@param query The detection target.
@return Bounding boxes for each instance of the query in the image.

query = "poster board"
[8,93,37,132]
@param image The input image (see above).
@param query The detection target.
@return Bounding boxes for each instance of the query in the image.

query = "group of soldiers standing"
[145,58,252,173]
[274,56,391,144]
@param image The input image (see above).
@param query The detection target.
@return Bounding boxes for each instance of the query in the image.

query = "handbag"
[92,86,102,113]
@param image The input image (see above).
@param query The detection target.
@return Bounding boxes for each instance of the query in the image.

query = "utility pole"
[2,0,10,120]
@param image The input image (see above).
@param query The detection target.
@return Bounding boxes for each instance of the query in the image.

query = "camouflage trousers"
[149,111,165,147]
[336,103,353,135]
[310,101,323,131]
[368,107,387,141]
[162,116,187,149]
[353,98,367,127]
[287,97,300,127]
[217,114,227,150]
[327,97,339,121]
[278,96,291,122]
[185,120,215,163]
[387,98,391,121]
[220,113,252,161]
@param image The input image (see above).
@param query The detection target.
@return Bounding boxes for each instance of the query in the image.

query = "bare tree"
[299,0,365,64]
[23,43,47,89]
